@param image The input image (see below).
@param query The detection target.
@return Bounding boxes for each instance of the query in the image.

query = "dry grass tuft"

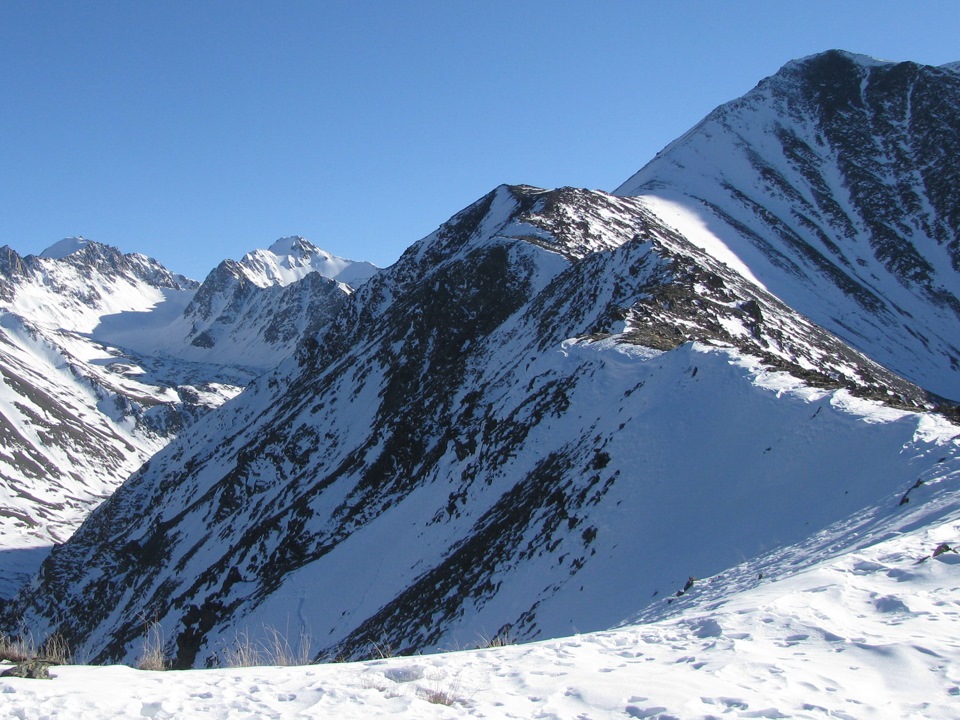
[476,628,515,649]
[137,620,168,671]
[418,669,466,707]
[0,634,35,664]
[1,630,72,665]
[221,625,312,667]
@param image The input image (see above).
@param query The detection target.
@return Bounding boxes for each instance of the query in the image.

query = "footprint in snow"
[849,559,887,575]
[741,709,790,718]
[384,666,424,683]
[625,705,669,718]
[874,595,910,613]
[689,617,722,638]
[139,701,166,718]
[702,696,748,710]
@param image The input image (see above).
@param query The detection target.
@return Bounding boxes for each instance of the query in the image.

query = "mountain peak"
[239,237,378,288]
[39,236,93,259]
[785,49,891,71]
[266,236,319,258]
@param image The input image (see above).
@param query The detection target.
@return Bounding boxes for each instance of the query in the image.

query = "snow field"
[2,484,958,719]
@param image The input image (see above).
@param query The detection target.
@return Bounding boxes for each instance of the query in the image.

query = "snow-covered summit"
[239,236,378,288]
[267,235,312,255]
[39,236,92,259]
[0,239,197,334]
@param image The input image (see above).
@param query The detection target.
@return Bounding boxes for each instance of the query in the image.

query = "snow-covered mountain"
[96,236,376,370]
[0,237,373,596]
[9,179,957,667]
[6,51,960,677]
[241,236,379,288]
[0,240,235,596]
[615,49,960,400]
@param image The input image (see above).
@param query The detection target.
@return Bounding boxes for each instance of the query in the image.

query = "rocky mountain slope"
[616,49,960,400]
[7,51,960,669]
[0,237,372,596]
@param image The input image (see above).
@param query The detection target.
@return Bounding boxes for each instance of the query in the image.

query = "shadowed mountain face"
[9,178,956,667]
[616,50,960,400]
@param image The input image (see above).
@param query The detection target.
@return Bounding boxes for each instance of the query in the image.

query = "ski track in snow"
[2,486,958,719]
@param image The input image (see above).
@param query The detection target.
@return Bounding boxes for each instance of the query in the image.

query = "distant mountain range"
[0,237,376,595]
[5,50,960,670]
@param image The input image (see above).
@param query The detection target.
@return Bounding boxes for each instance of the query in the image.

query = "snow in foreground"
[3,482,958,718]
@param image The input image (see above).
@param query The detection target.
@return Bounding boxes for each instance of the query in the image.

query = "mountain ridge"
[9,179,956,665]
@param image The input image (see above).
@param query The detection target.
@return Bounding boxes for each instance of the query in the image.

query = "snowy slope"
[0,238,197,334]
[616,50,960,400]
[10,185,954,668]
[1,378,959,719]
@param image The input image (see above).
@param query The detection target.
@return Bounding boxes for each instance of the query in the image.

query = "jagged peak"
[234,236,377,288]
[784,50,960,77]
[266,236,324,258]
[767,50,960,95]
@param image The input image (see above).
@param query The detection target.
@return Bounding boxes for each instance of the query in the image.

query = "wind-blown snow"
[38,237,91,259]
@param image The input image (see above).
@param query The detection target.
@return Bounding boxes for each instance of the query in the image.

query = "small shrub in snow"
[39,632,72,665]
[0,633,34,664]
[417,669,467,707]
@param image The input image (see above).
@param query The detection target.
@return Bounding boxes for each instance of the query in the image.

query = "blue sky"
[2,1,959,280]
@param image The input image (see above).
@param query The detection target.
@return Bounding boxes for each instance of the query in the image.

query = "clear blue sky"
[2,1,958,280]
